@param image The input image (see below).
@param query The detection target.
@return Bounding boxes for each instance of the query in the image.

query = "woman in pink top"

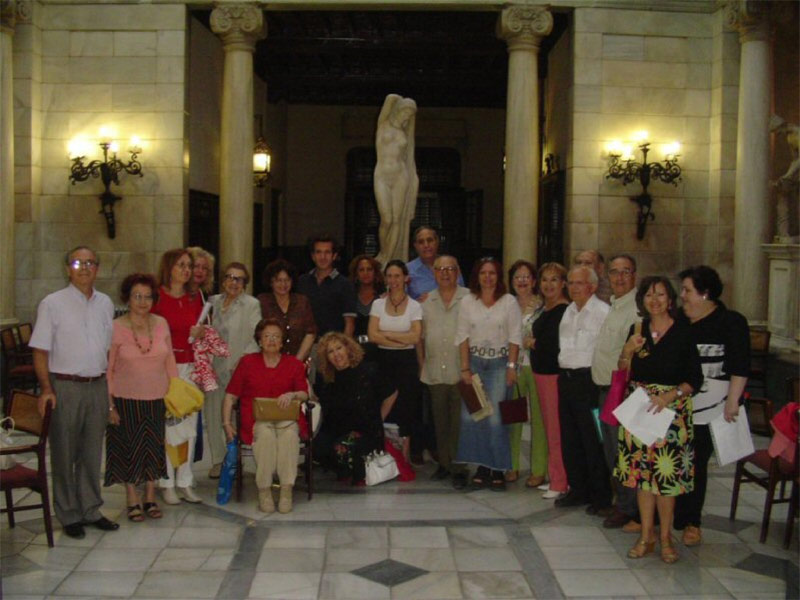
[106,273,178,522]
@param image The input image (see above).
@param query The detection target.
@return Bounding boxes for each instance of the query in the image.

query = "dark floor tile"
[352,558,428,587]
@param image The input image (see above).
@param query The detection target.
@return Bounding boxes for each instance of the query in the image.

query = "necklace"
[131,316,153,354]
[650,319,673,342]
[389,293,406,312]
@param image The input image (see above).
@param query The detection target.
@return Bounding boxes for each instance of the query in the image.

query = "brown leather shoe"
[504,470,519,483]
[622,520,642,533]
[525,475,546,488]
[682,525,702,546]
[603,508,632,529]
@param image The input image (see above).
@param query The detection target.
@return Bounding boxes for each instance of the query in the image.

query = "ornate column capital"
[497,4,553,52]
[723,0,770,43]
[1,1,15,34]
[210,3,265,52]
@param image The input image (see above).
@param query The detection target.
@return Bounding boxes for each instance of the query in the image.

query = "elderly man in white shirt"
[29,246,117,539]
[555,265,612,514]
[591,254,641,529]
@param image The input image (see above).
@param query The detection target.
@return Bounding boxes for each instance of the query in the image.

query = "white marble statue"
[770,114,799,243]
[374,94,419,264]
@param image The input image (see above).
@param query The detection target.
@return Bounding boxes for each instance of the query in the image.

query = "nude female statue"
[374,94,419,264]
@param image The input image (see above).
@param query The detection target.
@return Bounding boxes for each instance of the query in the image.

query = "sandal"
[627,537,656,559]
[471,467,489,489]
[490,470,507,492]
[525,475,546,488]
[660,540,679,564]
[504,470,519,483]
[143,502,163,519]
[127,505,144,522]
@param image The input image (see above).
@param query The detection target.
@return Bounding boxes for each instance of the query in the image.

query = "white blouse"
[370,297,422,350]
[455,293,522,359]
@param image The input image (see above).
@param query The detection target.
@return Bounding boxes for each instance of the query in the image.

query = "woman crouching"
[222,319,308,514]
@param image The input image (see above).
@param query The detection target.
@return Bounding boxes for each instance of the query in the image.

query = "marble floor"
[1,436,798,600]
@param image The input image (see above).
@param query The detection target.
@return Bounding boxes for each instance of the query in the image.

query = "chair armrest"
[0,444,37,455]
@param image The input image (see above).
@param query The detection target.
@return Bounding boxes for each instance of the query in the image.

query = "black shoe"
[410,453,425,466]
[430,466,450,481]
[586,504,614,517]
[63,523,85,539]
[603,508,631,528]
[554,491,589,508]
[85,516,120,531]
[452,472,468,490]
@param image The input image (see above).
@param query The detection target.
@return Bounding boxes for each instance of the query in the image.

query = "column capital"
[210,3,265,52]
[497,4,553,52]
[723,0,770,43]
[1,1,15,34]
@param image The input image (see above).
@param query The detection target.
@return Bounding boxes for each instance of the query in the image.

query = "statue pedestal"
[762,243,800,353]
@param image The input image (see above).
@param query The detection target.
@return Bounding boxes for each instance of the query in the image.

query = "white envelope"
[692,378,730,425]
[709,409,755,466]
[612,387,676,446]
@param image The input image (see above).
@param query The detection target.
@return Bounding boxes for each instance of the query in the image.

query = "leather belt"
[53,373,105,383]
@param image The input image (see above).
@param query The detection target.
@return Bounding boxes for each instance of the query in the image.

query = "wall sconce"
[605,138,682,239]
[68,134,144,239]
[253,136,271,187]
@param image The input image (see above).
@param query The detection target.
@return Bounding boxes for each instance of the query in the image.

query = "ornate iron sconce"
[68,139,143,239]
[605,142,682,239]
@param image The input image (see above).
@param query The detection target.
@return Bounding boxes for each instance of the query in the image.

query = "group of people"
[28,231,749,565]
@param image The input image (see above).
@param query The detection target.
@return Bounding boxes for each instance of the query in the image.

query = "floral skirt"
[614,382,694,497]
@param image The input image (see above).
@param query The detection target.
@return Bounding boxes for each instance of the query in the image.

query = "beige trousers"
[253,420,299,489]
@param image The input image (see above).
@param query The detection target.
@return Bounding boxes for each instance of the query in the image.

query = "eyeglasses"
[513,275,532,282]
[262,334,281,341]
[224,274,246,284]
[69,259,97,270]
[608,268,634,277]
[434,266,457,273]
[131,293,153,302]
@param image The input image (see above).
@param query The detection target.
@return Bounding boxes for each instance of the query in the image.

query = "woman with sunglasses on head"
[368,259,423,463]
[455,257,522,491]
[506,260,546,486]
[151,248,206,505]
[204,262,262,479]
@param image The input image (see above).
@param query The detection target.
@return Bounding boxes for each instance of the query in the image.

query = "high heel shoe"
[627,538,656,559]
[660,539,679,564]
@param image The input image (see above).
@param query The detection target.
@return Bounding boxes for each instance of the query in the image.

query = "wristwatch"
[506,361,517,369]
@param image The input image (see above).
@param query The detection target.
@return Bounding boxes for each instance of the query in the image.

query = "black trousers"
[674,423,712,529]
[558,368,611,507]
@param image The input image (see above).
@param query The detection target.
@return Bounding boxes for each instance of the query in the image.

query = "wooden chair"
[746,394,774,438]
[0,327,38,415]
[235,398,316,502]
[0,390,54,547]
[730,401,798,548]
[748,327,771,394]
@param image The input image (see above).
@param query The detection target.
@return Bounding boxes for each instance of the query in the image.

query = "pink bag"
[600,369,630,426]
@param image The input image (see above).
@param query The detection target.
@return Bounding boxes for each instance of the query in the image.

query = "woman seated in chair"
[315,331,397,485]
[222,319,308,514]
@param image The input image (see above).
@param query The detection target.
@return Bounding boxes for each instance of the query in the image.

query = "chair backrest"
[749,328,771,354]
[788,377,799,405]
[17,323,32,345]
[0,327,17,355]
[9,390,49,439]
[746,396,773,437]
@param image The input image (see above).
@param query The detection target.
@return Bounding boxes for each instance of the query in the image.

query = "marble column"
[0,1,15,325]
[727,1,770,323]
[497,5,552,268]
[210,4,265,274]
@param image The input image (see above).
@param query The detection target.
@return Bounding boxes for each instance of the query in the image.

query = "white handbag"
[364,450,399,486]
[0,417,19,470]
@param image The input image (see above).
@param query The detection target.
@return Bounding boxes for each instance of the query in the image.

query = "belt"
[53,373,105,383]
[559,367,591,379]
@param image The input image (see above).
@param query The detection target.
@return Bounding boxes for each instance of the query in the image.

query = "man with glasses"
[418,255,470,487]
[591,254,642,529]
[406,226,464,302]
[29,246,118,539]
[556,265,612,514]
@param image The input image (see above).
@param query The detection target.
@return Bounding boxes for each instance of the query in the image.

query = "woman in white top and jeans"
[456,257,522,491]
[368,259,422,462]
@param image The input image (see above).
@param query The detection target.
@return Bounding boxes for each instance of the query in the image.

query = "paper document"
[612,387,675,446]
[710,409,754,466]
[692,378,730,425]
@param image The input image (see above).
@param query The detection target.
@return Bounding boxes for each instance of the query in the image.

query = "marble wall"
[14,2,188,321]
[566,6,736,296]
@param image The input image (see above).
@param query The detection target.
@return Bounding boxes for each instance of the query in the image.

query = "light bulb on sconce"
[663,142,681,161]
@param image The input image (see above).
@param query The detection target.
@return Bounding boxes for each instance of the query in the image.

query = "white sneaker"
[162,487,180,505]
[178,486,202,503]
[542,489,565,500]
[537,483,550,491]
